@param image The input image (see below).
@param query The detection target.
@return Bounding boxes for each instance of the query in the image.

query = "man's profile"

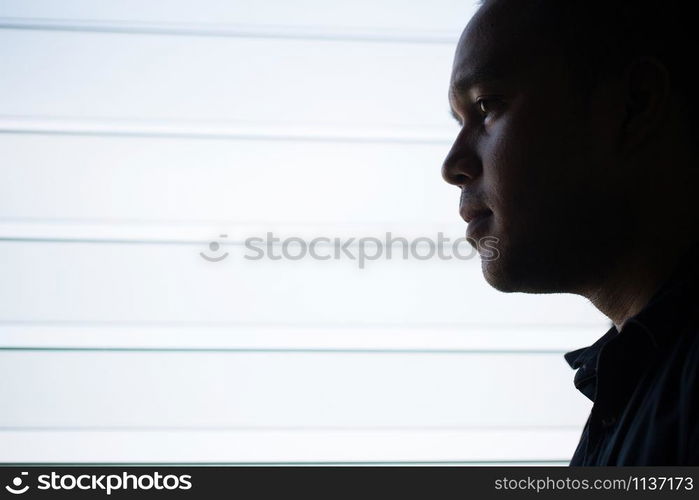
[442,0,698,465]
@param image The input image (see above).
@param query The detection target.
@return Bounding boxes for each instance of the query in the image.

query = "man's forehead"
[450,39,514,94]
[451,7,518,84]
[449,4,555,92]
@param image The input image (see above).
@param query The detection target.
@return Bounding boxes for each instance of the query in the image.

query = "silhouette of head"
[443,0,698,296]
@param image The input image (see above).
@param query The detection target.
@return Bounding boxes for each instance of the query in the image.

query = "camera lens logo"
[5,472,29,495]
[200,234,229,262]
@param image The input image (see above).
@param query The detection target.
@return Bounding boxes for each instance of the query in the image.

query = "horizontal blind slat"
[0,134,454,225]
[0,241,605,325]
[0,30,454,127]
[0,429,575,463]
[0,350,590,428]
[0,0,478,35]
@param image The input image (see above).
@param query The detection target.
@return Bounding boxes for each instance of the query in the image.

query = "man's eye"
[475,98,502,119]
[477,99,493,116]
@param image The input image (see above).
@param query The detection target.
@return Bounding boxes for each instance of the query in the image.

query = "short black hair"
[482,0,696,138]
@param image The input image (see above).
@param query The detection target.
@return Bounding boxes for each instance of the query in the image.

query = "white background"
[0,0,605,464]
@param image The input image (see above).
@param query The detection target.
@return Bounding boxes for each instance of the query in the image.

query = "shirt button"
[601,416,617,428]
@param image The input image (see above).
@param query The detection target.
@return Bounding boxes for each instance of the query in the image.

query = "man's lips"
[462,206,493,240]
[460,206,493,224]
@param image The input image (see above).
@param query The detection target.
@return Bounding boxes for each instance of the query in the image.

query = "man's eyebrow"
[450,66,505,94]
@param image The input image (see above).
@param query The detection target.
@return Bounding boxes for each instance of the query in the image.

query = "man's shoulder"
[667,321,699,406]
[678,323,699,376]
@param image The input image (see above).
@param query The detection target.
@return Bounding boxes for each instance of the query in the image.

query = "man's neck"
[586,239,693,332]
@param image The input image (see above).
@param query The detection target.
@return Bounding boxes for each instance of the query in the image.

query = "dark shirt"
[565,244,699,465]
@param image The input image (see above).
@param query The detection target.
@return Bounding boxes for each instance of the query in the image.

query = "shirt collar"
[564,240,699,401]
[564,325,617,401]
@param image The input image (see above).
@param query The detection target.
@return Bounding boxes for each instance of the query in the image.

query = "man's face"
[443,0,631,295]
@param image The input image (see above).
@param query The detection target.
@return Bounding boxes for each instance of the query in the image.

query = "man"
[442,0,698,465]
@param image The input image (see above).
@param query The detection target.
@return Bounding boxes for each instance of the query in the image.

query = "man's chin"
[481,258,524,293]
[480,249,564,294]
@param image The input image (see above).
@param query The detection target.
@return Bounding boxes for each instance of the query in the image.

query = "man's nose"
[441,134,481,187]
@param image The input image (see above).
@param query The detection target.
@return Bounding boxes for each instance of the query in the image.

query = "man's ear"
[619,56,671,154]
